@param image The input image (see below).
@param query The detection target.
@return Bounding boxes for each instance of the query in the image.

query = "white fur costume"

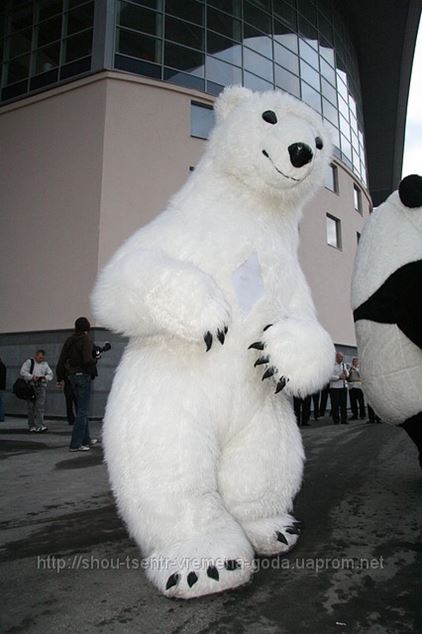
[92,86,335,598]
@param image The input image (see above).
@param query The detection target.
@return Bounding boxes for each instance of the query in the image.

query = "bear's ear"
[214,85,253,123]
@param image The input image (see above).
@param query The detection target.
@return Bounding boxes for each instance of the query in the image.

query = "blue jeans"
[0,391,4,421]
[69,374,92,448]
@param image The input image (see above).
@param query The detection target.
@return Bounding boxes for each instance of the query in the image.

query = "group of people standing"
[14,317,100,452]
[294,352,381,427]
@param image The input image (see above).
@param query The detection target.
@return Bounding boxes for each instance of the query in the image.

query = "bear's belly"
[356,320,422,424]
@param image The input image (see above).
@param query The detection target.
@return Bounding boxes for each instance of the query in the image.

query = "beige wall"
[0,72,369,347]
[0,78,107,332]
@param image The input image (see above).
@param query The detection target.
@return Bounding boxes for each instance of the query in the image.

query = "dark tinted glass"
[117,29,161,63]
[243,25,272,58]
[165,42,204,74]
[7,29,32,58]
[33,42,60,73]
[66,2,94,36]
[165,16,204,50]
[207,8,241,41]
[207,32,241,66]
[244,2,271,34]
[118,2,162,38]
[10,5,33,32]
[7,54,29,83]
[64,29,92,62]
[38,0,63,21]
[37,16,62,46]
[165,0,203,26]
[207,0,241,17]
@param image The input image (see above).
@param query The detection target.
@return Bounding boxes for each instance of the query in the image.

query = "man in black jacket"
[0,357,6,422]
[56,317,98,451]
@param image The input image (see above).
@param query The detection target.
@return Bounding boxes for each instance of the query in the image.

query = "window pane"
[10,5,33,32]
[64,29,92,62]
[118,2,162,38]
[244,47,273,82]
[273,42,298,74]
[244,2,271,34]
[206,55,241,84]
[165,16,203,50]
[165,42,204,75]
[273,2,296,31]
[301,81,321,113]
[353,185,362,212]
[299,38,318,69]
[324,164,337,192]
[165,0,203,25]
[66,2,94,36]
[244,70,272,91]
[121,0,162,10]
[207,0,242,18]
[191,102,215,139]
[7,29,32,58]
[116,29,161,63]
[273,20,298,53]
[207,32,241,66]
[275,64,300,97]
[320,57,335,84]
[32,42,60,73]
[300,59,319,89]
[321,77,337,105]
[36,16,62,47]
[326,215,340,248]
[6,54,30,83]
[207,8,241,41]
[322,97,338,126]
[339,114,350,139]
[243,24,272,58]
[38,0,63,21]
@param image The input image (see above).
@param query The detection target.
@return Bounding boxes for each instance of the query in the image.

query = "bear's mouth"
[262,149,304,182]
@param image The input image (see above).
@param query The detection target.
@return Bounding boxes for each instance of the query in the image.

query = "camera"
[93,342,111,358]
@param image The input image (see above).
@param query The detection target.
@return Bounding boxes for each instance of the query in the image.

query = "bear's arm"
[262,267,335,395]
[91,247,230,342]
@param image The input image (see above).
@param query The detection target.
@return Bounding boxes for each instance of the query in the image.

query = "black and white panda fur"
[351,174,422,465]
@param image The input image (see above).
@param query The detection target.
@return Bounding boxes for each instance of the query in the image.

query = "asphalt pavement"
[1,415,421,633]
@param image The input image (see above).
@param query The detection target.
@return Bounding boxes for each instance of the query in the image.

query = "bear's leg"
[104,402,255,599]
[218,397,304,556]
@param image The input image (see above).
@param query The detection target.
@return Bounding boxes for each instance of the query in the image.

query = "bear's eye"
[315,136,324,150]
[262,110,278,124]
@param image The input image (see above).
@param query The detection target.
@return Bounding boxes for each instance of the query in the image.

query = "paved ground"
[1,416,421,633]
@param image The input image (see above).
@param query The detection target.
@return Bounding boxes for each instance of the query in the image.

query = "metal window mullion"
[91,0,115,72]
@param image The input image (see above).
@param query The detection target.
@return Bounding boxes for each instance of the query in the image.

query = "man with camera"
[56,317,104,452]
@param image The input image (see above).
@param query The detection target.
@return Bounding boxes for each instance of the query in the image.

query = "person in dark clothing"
[318,383,329,417]
[56,317,99,451]
[0,357,6,422]
[329,352,349,425]
[367,404,382,424]
[63,374,76,425]
[293,395,311,427]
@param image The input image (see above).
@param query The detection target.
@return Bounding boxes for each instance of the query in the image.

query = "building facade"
[0,0,419,417]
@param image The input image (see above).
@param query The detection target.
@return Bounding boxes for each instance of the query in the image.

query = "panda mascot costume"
[351,174,422,466]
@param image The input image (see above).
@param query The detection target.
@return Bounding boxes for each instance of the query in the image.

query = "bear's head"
[208,86,332,204]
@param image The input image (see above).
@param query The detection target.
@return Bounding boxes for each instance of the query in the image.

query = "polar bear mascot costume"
[92,86,335,598]
[352,174,422,467]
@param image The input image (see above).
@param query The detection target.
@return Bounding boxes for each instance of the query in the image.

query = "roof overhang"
[340,0,421,205]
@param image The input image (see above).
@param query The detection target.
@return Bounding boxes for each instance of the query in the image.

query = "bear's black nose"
[288,143,313,168]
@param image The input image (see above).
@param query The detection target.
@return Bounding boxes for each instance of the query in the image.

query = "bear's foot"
[241,514,302,556]
[146,530,255,599]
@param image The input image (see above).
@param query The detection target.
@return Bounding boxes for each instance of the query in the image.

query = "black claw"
[286,526,301,535]
[204,331,213,351]
[217,329,225,345]
[293,519,304,528]
[207,565,219,581]
[166,573,179,590]
[262,367,275,381]
[225,559,241,571]
[187,571,198,587]
[224,325,228,334]
[263,324,273,331]
[275,377,287,394]
[248,341,265,351]
[276,531,289,545]
[254,355,270,367]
